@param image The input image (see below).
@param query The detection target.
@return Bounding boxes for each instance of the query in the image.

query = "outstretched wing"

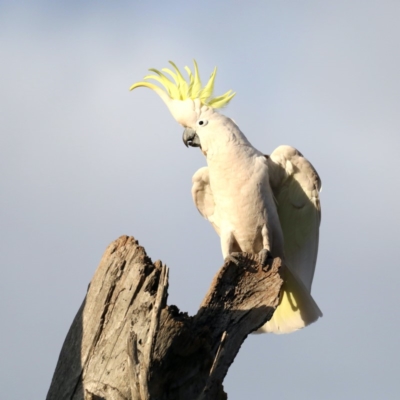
[267,145,321,292]
[191,166,219,234]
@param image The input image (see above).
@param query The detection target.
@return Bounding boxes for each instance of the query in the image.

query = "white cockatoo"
[130,61,322,333]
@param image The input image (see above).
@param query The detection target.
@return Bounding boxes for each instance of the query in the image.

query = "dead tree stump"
[47,235,284,400]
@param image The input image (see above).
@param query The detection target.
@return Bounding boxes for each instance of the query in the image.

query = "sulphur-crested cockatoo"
[130,61,322,333]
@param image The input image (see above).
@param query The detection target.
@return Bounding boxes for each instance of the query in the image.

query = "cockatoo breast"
[204,124,284,257]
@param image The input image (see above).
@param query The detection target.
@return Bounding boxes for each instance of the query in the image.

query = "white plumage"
[189,108,322,333]
[131,61,322,334]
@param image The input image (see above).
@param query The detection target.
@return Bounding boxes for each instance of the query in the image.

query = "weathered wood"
[47,235,284,400]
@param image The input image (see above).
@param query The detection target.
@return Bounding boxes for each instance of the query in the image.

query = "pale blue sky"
[1,1,399,399]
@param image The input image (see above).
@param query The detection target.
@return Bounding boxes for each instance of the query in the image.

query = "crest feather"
[130,60,235,109]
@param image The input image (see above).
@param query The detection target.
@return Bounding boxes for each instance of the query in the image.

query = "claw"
[259,249,273,270]
[225,252,242,266]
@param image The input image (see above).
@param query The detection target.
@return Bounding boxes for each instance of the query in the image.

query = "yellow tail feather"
[257,266,322,334]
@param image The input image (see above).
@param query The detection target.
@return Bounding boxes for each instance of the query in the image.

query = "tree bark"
[47,235,284,400]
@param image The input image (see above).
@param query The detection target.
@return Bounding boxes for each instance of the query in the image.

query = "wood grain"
[47,236,284,400]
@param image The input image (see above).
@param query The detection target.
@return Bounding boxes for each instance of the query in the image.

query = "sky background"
[1,1,399,399]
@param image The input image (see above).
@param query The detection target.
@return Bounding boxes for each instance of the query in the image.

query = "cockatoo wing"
[257,145,322,334]
[267,145,321,292]
[192,166,219,234]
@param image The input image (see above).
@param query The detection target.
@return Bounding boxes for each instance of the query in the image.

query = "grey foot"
[225,252,242,265]
[259,249,273,270]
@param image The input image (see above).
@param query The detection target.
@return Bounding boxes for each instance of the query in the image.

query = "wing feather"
[267,145,321,292]
[191,167,219,232]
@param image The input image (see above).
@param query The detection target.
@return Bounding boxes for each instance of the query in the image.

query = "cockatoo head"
[130,60,235,150]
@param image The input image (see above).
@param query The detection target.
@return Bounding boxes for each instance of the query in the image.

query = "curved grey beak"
[182,127,201,148]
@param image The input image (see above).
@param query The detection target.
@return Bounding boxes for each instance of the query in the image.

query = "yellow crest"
[130,60,235,109]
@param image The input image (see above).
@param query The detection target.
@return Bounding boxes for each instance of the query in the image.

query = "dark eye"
[197,119,208,127]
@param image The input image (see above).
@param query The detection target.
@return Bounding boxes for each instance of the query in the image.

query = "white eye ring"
[197,119,208,127]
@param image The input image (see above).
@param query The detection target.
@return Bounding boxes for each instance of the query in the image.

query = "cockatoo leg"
[259,224,273,268]
[221,230,242,265]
